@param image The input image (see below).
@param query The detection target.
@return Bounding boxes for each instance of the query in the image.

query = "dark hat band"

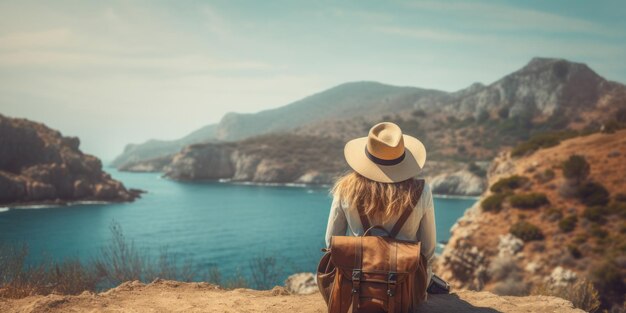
[365,146,406,166]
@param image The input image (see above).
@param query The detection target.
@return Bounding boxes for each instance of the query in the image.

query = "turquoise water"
[0,168,475,286]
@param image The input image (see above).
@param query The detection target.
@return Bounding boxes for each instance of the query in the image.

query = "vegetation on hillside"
[477,133,626,311]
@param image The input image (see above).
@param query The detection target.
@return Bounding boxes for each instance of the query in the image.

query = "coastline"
[1,199,134,211]
[162,174,482,199]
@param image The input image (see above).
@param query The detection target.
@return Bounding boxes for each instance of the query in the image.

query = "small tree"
[562,155,590,185]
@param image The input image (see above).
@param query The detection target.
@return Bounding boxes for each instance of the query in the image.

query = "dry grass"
[531,279,600,312]
[0,222,281,299]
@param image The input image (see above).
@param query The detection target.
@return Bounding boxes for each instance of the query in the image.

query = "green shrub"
[577,182,610,206]
[589,224,608,239]
[562,155,590,184]
[582,206,607,224]
[482,194,507,213]
[511,131,578,157]
[509,192,549,209]
[602,119,625,133]
[510,221,544,242]
[490,175,529,193]
[558,215,578,233]
[567,244,582,259]
[607,201,626,218]
[543,207,563,221]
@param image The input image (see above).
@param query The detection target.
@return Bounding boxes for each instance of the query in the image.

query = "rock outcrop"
[0,114,142,205]
[163,134,346,184]
[0,279,584,313]
[284,273,317,295]
[429,170,485,196]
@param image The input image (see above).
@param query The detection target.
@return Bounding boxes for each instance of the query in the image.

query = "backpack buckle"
[352,270,362,293]
[387,272,397,297]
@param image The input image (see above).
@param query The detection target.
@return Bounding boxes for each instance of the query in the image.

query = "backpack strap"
[389,179,425,238]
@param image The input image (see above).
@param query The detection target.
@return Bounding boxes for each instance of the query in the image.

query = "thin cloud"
[375,26,487,42]
[406,1,614,36]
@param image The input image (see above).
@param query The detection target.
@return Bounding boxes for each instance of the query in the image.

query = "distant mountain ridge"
[112,82,447,167]
[112,57,626,195]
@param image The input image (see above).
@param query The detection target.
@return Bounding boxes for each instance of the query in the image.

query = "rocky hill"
[115,58,626,196]
[0,279,584,313]
[0,114,142,205]
[437,129,626,311]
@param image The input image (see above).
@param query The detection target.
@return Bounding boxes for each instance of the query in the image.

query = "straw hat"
[344,122,426,183]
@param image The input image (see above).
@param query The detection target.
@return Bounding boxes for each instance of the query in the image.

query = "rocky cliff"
[437,130,626,311]
[0,114,142,205]
[163,134,346,184]
[0,279,585,313]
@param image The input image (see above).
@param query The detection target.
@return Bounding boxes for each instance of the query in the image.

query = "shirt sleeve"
[325,194,348,248]
[417,184,436,281]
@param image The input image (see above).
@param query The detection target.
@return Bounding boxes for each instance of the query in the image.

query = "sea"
[0,168,476,286]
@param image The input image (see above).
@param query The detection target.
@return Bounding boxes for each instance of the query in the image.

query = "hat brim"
[344,135,426,183]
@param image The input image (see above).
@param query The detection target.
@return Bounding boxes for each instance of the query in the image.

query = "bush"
[591,261,626,310]
[562,155,590,184]
[249,254,282,290]
[582,206,607,224]
[509,193,549,209]
[602,119,624,133]
[607,201,626,218]
[510,221,544,242]
[589,224,608,239]
[558,215,578,233]
[511,131,578,157]
[468,162,486,177]
[577,182,610,206]
[567,244,582,259]
[481,193,507,213]
[543,207,563,222]
[490,175,529,193]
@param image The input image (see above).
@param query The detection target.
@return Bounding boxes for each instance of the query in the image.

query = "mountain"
[111,124,216,168]
[213,82,448,141]
[0,114,142,205]
[112,82,448,169]
[114,58,626,195]
[437,129,626,310]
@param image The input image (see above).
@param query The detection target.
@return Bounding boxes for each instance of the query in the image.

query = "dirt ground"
[0,279,583,313]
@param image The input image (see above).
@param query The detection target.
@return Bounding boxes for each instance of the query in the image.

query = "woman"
[325,122,436,284]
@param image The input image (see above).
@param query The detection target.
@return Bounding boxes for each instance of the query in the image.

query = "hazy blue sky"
[1,0,625,160]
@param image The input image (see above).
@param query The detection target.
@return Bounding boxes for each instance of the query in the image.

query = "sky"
[1,0,625,160]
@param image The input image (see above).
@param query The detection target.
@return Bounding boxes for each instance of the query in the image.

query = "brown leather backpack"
[317,179,428,313]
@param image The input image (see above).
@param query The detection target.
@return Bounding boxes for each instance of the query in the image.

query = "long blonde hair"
[331,171,421,224]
